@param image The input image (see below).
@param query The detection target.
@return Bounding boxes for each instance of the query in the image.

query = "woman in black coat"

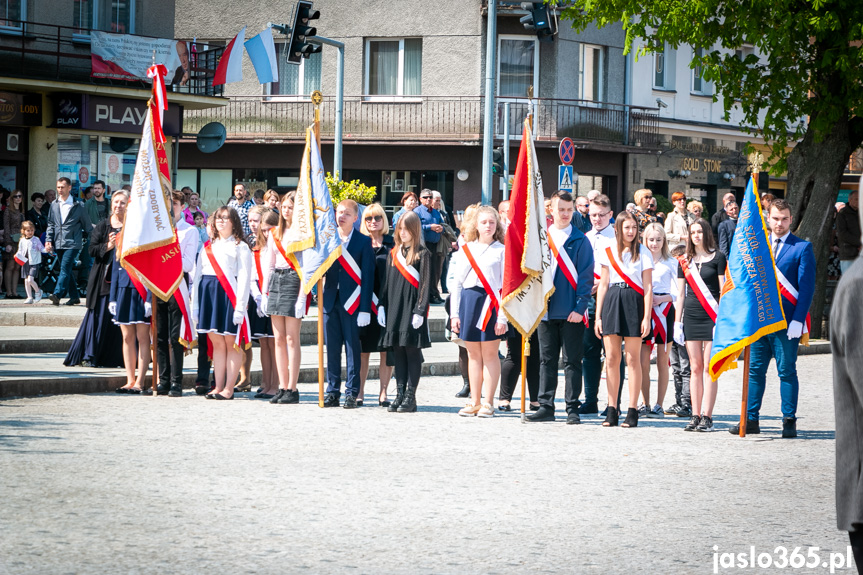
[64,193,127,368]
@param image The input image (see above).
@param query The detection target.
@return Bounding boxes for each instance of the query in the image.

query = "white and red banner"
[213,26,246,87]
[91,31,188,85]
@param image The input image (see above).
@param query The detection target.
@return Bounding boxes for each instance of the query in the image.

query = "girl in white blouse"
[450,206,508,418]
[192,206,252,400]
[640,223,678,418]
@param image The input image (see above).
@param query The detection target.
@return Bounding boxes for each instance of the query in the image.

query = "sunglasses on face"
[421,196,432,200]
[364,215,383,223]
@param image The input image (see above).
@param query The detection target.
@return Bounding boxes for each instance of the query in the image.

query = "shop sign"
[681,157,723,173]
[51,95,182,136]
[0,91,42,127]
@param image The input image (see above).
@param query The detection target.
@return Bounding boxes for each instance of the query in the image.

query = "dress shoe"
[214,393,234,400]
[255,393,275,399]
[782,418,797,438]
[577,402,598,415]
[525,405,555,422]
[65,298,81,306]
[455,379,471,398]
[194,382,209,396]
[497,402,512,412]
[48,293,60,306]
[114,387,129,394]
[323,393,340,408]
[234,382,251,393]
[343,395,358,409]
[728,419,760,435]
[566,412,581,425]
[168,387,183,397]
[356,400,364,407]
[278,389,299,404]
[143,385,170,396]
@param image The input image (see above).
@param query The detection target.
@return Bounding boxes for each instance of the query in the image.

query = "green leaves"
[325,172,377,206]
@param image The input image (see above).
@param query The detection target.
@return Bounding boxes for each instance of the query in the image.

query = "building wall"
[27,0,176,37]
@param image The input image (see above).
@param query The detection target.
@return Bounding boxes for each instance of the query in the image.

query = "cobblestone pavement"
[0,354,849,574]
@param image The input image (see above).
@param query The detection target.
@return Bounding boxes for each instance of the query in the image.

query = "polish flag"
[212,26,246,87]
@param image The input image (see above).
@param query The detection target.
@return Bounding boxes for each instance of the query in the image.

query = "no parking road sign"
[559,137,575,165]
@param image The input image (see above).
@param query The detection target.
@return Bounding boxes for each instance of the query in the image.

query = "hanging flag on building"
[245,26,279,84]
[212,26,246,86]
[283,126,341,294]
[501,118,555,337]
[708,175,787,379]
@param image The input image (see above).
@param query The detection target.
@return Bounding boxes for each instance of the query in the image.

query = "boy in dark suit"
[323,200,376,408]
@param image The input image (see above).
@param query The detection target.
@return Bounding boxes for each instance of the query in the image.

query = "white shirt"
[175,219,198,275]
[586,224,616,278]
[59,194,74,223]
[598,244,653,285]
[547,224,572,279]
[449,240,506,326]
[262,232,303,295]
[192,236,252,312]
[651,254,679,302]
[770,231,791,259]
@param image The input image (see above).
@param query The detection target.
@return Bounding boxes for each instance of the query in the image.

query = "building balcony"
[182,95,660,149]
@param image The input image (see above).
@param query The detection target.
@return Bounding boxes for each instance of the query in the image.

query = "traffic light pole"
[481,0,497,206]
[308,36,344,180]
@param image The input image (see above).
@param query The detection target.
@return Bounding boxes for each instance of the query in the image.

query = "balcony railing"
[183,95,660,147]
[0,19,223,97]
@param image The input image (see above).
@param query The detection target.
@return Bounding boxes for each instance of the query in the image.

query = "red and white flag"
[118,86,183,301]
[212,26,246,87]
[501,118,555,337]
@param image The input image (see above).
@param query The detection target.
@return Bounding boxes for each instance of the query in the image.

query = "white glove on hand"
[108,301,117,316]
[786,320,803,340]
[673,322,686,347]
[377,307,386,327]
[357,311,370,327]
[294,293,306,319]
[256,303,266,318]
[411,314,423,330]
[144,302,152,318]
[260,294,268,316]
[232,310,244,326]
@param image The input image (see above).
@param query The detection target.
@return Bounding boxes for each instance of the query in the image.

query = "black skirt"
[248,296,273,338]
[458,286,504,342]
[113,286,148,325]
[64,293,124,368]
[360,320,384,353]
[267,267,301,317]
[601,283,644,338]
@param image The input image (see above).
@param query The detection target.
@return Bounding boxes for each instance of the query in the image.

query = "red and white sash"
[339,247,362,315]
[175,278,195,350]
[392,247,420,288]
[679,257,718,322]
[253,249,264,293]
[775,267,811,343]
[462,244,501,330]
[203,241,251,351]
[605,246,644,296]
[650,301,672,347]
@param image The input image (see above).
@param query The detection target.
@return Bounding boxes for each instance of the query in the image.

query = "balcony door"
[496,35,538,138]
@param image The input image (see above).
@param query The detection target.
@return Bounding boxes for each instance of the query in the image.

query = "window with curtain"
[692,47,705,93]
[366,38,422,96]
[0,0,24,29]
[74,0,134,35]
[654,47,666,89]
[270,45,321,97]
[579,44,603,101]
[499,38,536,98]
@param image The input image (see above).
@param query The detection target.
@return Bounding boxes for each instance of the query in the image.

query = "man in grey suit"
[830,176,863,573]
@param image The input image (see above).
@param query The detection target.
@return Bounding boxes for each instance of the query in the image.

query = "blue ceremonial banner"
[284,126,341,294]
[708,176,787,379]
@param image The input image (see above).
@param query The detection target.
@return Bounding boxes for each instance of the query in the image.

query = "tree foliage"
[325,172,377,206]
[557,0,863,173]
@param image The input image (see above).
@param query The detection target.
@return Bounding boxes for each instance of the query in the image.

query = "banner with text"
[91,31,190,86]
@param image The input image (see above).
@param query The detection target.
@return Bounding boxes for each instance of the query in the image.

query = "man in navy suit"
[323,199,376,409]
[731,199,815,438]
[527,191,594,424]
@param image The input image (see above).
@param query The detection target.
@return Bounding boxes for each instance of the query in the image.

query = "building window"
[269,45,321,98]
[0,0,24,31]
[692,46,712,95]
[653,43,675,90]
[579,44,604,101]
[74,0,135,35]
[498,36,538,98]
[365,38,422,97]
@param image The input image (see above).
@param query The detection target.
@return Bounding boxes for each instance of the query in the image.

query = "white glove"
[673,322,685,347]
[411,314,423,330]
[254,294,262,308]
[232,310,244,326]
[108,301,117,316]
[294,293,306,319]
[260,294,268,316]
[256,303,266,318]
[357,311,370,327]
[377,307,386,327]
[786,320,803,340]
[144,302,152,318]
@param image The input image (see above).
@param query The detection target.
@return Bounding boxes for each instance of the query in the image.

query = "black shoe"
[600,405,609,417]
[269,389,287,403]
[48,293,60,306]
[677,404,692,418]
[143,385,169,396]
[782,418,797,438]
[168,387,183,397]
[379,400,390,407]
[695,415,713,432]
[665,403,682,415]
[278,389,299,404]
[323,393,339,408]
[684,415,701,431]
[389,384,405,412]
[525,405,555,422]
[497,403,512,412]
[566,412,581,425]
[114,387,129,394]
[356,400,363,407]
[602,406,619,427]
[194,383,209,396]
[397,385,417,412]
[214,393,233,400]
[728,419,760,435]
[455,380,471,398]
[256,393,275,399]
[577,402,598,415]
[65,298,81,306]
[621,408,639,428]
[343,395,358,409]
[529,403,540,411]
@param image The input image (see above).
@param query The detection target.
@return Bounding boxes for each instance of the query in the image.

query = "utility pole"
[309,36,344,180]
[481,0,497,206]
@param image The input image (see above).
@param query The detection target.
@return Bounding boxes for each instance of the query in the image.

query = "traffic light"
[287,0,322,63]
[492,147,504,174]
[519,2,554,42]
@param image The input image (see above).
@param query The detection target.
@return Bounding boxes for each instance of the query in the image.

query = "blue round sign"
[559,138,575,165]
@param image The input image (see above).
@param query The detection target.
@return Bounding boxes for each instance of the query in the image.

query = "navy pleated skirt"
[197,275,240,336]
[458,286,504,342]
[113,286,148,325]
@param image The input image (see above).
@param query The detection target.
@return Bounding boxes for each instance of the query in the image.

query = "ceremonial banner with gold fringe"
[501,118,554,338]
[708,176,787,379]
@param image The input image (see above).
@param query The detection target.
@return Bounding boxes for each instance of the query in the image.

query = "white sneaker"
[24,298,34,304]
[34,290,43,303]
[477,404,495,418]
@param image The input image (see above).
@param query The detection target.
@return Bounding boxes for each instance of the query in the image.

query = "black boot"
[397,385,417,413]
[388,382,406,412]
[455,378,470,398]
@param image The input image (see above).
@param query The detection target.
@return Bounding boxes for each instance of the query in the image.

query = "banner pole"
[739,345,751,437]
[520,335,527,422]
[151,297,158,396]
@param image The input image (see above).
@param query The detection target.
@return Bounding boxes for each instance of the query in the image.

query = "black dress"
[679,251,727,341]
[64,219,125,367]
[379,245,432,349]
[360,234,394,353]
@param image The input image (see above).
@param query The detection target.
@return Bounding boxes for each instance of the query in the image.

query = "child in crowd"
[194,212,208,250]
[15,220,46,304]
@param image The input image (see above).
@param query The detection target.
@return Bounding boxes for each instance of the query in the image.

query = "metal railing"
[183,95,660,146]
[0,19,223,96]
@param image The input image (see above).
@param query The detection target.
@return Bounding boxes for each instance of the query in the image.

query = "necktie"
[773,238,782,259]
